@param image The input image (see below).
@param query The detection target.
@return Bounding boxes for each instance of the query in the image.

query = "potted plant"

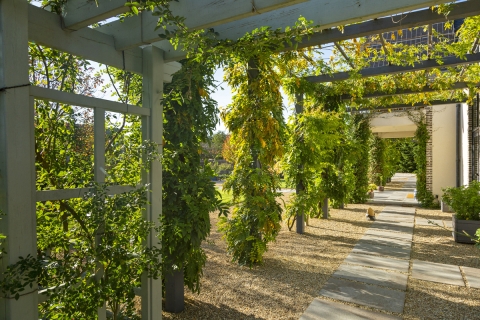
[368,183,377,199]
[377,176,385,192]
[442,181,480,244]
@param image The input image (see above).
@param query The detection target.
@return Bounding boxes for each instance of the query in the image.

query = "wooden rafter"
[306,52,480,83]
[334,42,355,69]
[341,82,478,100]
[97,0,455,51]
[155,0,480,62]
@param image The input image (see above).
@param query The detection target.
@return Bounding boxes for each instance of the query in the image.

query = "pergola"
[1,0,478,318]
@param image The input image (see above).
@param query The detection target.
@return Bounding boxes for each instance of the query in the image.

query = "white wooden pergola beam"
[68,0,307,32]
[99,0,453,51]
[307,52,480,83]
[156,0,480,62]
[36,185,137,202]
[30,86,150,116]
[29,5,143,74]
[352,99,459,112]
[29,5,182,79]
[62,0,129,30]
[96,0,308,50]
[342,82,476,100]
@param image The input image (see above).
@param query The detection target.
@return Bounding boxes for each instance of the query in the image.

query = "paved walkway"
[367,173,418,206]
[299,175,480,320]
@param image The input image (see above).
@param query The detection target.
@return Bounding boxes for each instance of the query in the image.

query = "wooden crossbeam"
[30,86,150,116]
[36,185,138,202]
[98,0,453,51]
[351,99,461,112]
[157,0,480,62]
[62,0,129,30]
[29,5,182,77]
[306,52,480,83]
[341,82,475,100]
[96,0,308,50]
[29,5,143,73]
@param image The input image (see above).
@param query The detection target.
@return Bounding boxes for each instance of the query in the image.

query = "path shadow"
[162,298,265,320]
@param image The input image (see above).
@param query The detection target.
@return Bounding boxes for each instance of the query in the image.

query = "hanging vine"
[350,114,372,203]
[217,23,315,266]
[161,59,227,292]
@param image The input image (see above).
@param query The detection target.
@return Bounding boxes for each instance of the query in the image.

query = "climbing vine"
[350,114,372,203]
[408,111,437,207]
[161,59,227,292]
[217,23,316,266]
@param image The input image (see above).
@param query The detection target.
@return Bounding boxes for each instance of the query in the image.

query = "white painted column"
[141,46,163,320]
[94,108,106,320]
[0,0,38,318]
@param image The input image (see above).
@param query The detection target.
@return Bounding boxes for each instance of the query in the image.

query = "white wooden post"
[94,108,107,320]
[0,0,38,318]
[141,45,163,320]
[94,108,106,184]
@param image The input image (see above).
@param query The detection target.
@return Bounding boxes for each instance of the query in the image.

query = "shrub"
[442,181,480,221]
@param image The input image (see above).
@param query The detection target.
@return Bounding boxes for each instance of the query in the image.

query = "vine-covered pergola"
[1,0,480,318]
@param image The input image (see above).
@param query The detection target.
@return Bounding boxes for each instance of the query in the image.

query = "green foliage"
[282,107,342,228]
[350,114,372,203]
[410,112,437,208]
[394,138,417,173]
[476,228,480,250]
[1,43,163,319]
[218,168,283,266]
[217,23,317,266]
[211,161,233,179]
[370,136,387,186]
[202,131,228,160]
[161,60,227,292]
[442,181,480,221]
[2,185,160,319]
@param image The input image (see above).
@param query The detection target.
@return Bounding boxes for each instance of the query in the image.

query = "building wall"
[431,104,457,199]
[461,103,470,185]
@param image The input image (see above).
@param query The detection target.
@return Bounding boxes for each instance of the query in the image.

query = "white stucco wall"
[431,104,457,199]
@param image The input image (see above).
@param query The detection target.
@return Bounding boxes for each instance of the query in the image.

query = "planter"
[452,215,480,244]
[441,201,454,213]
[368,191,374,199]
[377,186,384,192]
[165,269,185,313]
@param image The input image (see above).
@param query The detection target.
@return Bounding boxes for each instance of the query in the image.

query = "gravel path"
[159,181,480,319]
[161,202,384,319]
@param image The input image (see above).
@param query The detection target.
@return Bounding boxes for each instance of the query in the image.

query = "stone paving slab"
[352,241,411,259]
[378,214,414,220]
[462,266,480,289]
[333,264,408,291]
[370,221,414,234]
[364,229,413,242]
[300,298,402,320]
[415,218,452,228]
[411,260,464,286]
[360,235,411,249]
[377,215,414,226]
[320,277,406,314]
[344,253,409,273]
[382,206,416,213]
